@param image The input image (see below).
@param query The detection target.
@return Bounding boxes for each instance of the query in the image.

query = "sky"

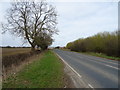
[0,0,118,47]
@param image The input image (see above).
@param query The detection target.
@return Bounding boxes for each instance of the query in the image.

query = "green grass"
[81,52,120,61]
[3,50,64,88]
[60,49,120,61]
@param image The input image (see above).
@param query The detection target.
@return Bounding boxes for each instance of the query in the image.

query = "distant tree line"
[1,46,31,48]
[66,31,119,57]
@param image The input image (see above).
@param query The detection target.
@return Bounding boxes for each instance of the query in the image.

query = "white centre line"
[86,58,119,70]
[88,84,94,88]
[105,64,119,70]
[98,60,118,65]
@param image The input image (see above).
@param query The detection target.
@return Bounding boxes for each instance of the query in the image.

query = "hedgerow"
[66,31,119,57]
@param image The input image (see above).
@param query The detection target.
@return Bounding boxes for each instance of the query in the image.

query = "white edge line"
[98,60,118,65]
[105,64,119,70]
[74,50,118,65]
[55,53,82,78]
[55,52,95,89]
[86,58,119,70]
[88,84,94,88]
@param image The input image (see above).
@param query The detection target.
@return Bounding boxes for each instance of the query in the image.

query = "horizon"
[0,0,118,47]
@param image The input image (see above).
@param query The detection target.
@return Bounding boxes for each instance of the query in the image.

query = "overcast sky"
[0,0,118,47]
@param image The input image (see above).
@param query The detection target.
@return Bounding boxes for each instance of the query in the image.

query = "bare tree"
[2,1,57,51]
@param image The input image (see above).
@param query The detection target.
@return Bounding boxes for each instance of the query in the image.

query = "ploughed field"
[2,48,31,57]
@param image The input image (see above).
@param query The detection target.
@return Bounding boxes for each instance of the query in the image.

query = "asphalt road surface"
[53,49,119,88]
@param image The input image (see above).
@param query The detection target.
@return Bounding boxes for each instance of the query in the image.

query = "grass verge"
[61,49,120,61]
[3,50,64,88]
[81,52,120,61]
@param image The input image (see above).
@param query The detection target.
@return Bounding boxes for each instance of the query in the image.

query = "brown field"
[2,48,31,57]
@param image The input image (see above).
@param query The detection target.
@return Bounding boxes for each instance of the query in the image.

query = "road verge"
[3,50,67,88]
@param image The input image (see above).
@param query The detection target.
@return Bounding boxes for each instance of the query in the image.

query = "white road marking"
[75,51,118,65]
[54,50,118,88]
[88,84,94,88]
[97,60,118,65]
[105,64,119,70]
[85,58,119,70]
[56,53,82,78]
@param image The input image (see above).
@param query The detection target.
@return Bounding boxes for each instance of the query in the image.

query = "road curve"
[53,49,119,88]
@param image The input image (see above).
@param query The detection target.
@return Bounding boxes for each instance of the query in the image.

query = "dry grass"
[2,51,42,80]
[3,50,64,88]
[2,48,31,57]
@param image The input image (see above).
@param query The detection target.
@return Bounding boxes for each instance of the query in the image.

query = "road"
[53,49,119,88]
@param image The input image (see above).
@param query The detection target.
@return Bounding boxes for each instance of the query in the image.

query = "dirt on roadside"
[63,69,75,88]
[57,57,75,88]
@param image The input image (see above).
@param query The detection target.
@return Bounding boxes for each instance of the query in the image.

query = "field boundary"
[2,51,41,80]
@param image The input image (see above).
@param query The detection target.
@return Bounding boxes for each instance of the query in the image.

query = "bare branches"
[2,1,58,50]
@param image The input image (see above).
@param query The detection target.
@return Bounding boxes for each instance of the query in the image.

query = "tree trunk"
[31,45,35,52]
